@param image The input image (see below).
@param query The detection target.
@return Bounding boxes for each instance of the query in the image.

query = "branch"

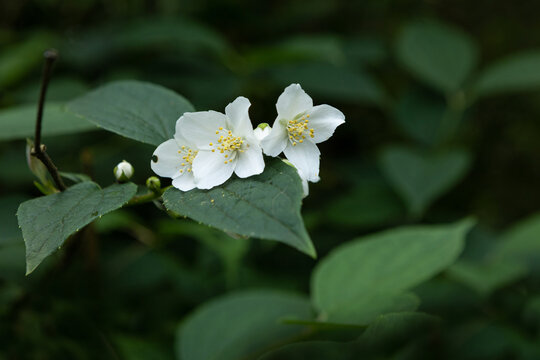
[31,49,66,191]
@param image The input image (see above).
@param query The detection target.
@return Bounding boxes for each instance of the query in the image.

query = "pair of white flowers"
[150,84,345,194]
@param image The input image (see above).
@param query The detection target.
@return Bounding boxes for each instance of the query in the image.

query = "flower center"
[287,114,314,146]
[210,127,247,164]
[177,145,198,173]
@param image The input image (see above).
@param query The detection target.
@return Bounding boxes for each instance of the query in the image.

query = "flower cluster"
[151,84,345,194]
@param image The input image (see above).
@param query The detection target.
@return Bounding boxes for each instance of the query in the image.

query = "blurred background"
[1,0,540,359]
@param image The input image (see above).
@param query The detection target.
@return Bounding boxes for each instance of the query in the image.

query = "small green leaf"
[0,103,98,141]
[326,177,405,229]
[378,146,471,216]
[67,80,195,145]
[17,182,137,274]
[490,212,540,265]
[258,341,356,360]
[162,159,315,257]
[357,312,439,350]
[474,51,540,97]
[176,290,313,360]
[311,219,474,325]
[447,260,527,295]
[396,20,478,93]
[0,195,28,245]
[0,32,57,89]
[392,92,449,146]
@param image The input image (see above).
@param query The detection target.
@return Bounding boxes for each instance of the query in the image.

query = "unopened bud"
[146,176,161,192]
[254,123,271,141]
[114,160,134,182]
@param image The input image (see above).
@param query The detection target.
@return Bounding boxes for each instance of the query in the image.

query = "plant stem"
[31,49,66,191]
[126,185,172,206]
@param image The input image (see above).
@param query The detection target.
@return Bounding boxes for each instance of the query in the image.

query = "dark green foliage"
[1,1,540,359]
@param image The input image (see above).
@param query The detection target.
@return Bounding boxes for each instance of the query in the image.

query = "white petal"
[192,150,235,189]
[283,140,320,182]
[151,139,183,178]
[254,126,271,141]
[172,173,196,191]
[177,111,227,150]
[261,119,287,156]
[174,122,197,148]
[225,96,253,137]
[235,145,265,178]
[301,176,309,197]
[307,104,345,143]
[276,84,313,120]
[296,168,316,197]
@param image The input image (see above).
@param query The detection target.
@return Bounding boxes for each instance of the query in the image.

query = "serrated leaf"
[396,21,477,93]
[311,219,474,325]
[162,159,315,257]
[474,51,540,97]
[176,290,313,360]
[378,146,471,216]
[17,182,137,274]
[0,103,98,141]
[67,80,195,145]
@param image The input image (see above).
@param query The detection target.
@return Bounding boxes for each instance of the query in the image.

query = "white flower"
[178,96,264,189]
[151,130,198,191]
[114,160,134,182]
[282,159,312,197]
[254,123,271,141]
[261,84,345,182]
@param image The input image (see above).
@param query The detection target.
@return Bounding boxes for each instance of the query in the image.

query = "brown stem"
[31,49,66,191]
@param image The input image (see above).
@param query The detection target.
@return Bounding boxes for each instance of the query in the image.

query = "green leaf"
[244,35,345,69]
[490,213,540,265]
[378,146,471,216]
[162,159,315,257]
[392,92,449,146]
[268,62,385,105]
[0,32,57,89]
[17,182,137,274]
[0,195,28,245]
[0,103,98,141]
[67,80,195,146]
[311,219,474,324]
[113,335,169,360]
[258,341,356,360]
[396,20,477,93]
[474,51,540,97]
[326,177,405,229]
[447,260,527,295]
[176,290,313,360]
[357,312,439,350]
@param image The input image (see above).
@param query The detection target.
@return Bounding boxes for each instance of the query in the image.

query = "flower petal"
[172,173,196,191]
[174,123,197,148]
[177,111,227,150]
[307,104,345,143]
[261,119,287,156]
[225,96,253,137]
[151,139,183,178]
[192,150,235,189]
[283,140,320,182]
[276,84,313,120]
[235,145,265,178]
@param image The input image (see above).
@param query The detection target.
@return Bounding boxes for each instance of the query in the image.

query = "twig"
[31,49,66,191]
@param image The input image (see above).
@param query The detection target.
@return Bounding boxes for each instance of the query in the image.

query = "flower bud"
[114,160,134,182]
[254,123,271,141]
[146,176,161,193]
